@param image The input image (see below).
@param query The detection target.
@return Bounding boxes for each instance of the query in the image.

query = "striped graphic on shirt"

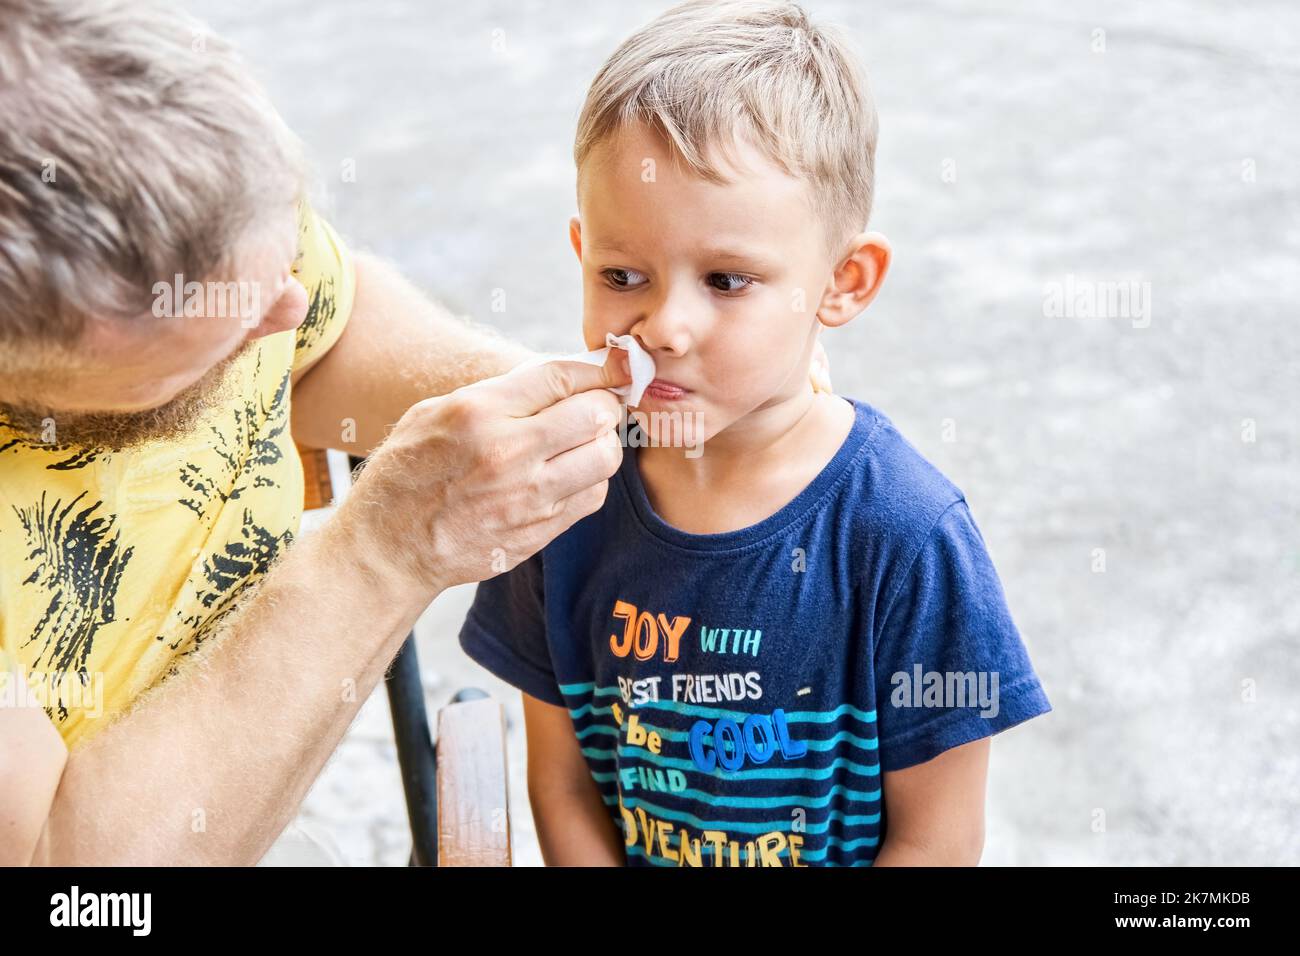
[559,680,882,867]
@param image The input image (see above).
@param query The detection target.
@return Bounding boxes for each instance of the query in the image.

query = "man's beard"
[0,342,253,452]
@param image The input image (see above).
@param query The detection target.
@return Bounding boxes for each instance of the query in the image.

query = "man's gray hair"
[0,0,306,346]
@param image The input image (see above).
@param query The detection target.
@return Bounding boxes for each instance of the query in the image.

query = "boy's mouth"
[643,378,689,401]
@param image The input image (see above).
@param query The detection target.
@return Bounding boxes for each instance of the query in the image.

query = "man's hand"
[338,356,630,594]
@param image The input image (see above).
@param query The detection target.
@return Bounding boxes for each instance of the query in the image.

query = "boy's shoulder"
[840,396,968,549]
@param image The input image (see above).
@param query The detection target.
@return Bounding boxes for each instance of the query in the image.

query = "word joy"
[608,600,691,662]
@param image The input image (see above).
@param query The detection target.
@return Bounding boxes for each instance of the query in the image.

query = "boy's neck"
[634,387,855,535]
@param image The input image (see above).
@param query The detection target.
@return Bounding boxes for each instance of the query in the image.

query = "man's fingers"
[351,349,634,593]
[497,354,631,418]
[533,475,614,543]
[521,386,625,462]
[486,465,616,576]
[535,424,623,505]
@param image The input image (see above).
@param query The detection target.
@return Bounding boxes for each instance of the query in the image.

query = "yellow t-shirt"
[0,203,355,749]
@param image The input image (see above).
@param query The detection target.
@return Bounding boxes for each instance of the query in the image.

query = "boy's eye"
[707,272,754,294]
[601,268,648,289]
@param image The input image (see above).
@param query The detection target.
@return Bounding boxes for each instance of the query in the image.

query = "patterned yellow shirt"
[0,204,355,749]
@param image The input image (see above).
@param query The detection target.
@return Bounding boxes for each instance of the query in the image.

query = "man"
[0,0,629,864]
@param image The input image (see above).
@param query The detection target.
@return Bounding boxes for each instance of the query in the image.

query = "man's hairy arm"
[20,356,628,864]
[290,251,537,455]
[26,256,529,865]
[10,247,626,866]
[31,516,425,866]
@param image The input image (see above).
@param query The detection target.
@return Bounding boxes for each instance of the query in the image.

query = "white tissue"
[514,332,655,408]
[540,332,657,407]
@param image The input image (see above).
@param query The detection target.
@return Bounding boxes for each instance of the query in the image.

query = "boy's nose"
[632,299,693,357]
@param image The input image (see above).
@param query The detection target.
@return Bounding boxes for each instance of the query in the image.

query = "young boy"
[459,0,1051,866]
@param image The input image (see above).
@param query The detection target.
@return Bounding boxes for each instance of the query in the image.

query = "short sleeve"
[873,499,1051,771]
[457,552,565,706]
[290,201,356,373]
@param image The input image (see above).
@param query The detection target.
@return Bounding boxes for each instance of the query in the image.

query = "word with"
[699,626,762,656]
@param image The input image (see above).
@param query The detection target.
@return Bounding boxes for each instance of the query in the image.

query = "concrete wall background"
[191,0,1299,865]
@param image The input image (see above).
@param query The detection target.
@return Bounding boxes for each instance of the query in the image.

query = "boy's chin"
[626,403,712,452]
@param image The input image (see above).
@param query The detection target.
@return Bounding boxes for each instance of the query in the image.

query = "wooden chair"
[299,444,512,866]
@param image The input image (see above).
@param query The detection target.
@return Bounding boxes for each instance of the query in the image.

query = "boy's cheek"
[707,322,812,404]
[703,350,776,406]
[736,296,816,357]
[580,295,615,349]
[582,301,649,349]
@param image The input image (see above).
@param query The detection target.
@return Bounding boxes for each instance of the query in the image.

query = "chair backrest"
[298,444,336,511]
[436,697,513,866]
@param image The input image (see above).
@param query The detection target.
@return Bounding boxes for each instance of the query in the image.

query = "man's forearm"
[291,252,538,454]
[36,514,433,866]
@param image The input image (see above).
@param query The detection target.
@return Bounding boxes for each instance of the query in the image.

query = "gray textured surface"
[195,0,1300,865]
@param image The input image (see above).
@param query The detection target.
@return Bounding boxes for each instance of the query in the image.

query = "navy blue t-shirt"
[459,396,1051,867]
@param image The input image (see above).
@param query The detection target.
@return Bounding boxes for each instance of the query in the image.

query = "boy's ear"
[568,216,583,261]
[817,231,892,328]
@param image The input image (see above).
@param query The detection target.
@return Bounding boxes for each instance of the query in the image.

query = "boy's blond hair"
[574,0,878,249]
